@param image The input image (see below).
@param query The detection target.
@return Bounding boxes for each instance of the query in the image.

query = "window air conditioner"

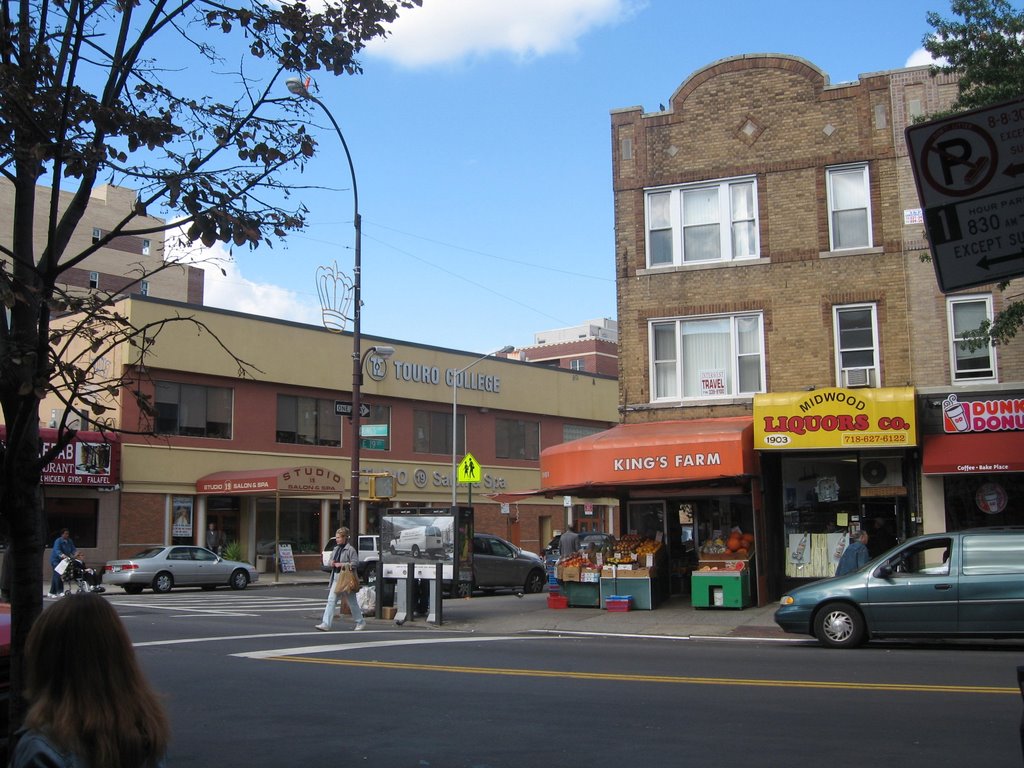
[842,367,873,388]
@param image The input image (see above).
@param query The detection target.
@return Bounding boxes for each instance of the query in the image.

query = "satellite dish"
[862,460,888,485]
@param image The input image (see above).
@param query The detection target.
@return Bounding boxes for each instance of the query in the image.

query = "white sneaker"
[315,623,329,631]
[354,622,366,631]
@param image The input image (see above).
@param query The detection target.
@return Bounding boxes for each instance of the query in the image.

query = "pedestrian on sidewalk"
[48,529,76,598]
[835,530,870,576]
[559,524,579,558]
[316,527,365,632]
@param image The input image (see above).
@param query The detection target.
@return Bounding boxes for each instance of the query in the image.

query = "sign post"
[907,97,1024,292]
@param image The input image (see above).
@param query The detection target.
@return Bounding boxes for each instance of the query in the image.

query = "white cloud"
[905,47,946,68]
[165,228,320,326]
[370,0,641,68]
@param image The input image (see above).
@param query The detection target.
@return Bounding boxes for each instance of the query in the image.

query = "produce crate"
[605,595,632,612]
[547,594,568,609]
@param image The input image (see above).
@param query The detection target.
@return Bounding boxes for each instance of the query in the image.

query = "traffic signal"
[368,474,395,500]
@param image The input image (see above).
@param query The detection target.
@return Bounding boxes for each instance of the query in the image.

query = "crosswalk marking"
[111,592,327,618]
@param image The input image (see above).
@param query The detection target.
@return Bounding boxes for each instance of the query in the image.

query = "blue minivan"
[774,528,1024,647]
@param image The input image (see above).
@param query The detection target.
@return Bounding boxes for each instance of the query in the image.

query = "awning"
[196,466,344,495]
[922,432,1024,474]
[538,417,757,497]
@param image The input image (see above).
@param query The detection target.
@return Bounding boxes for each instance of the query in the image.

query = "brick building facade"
[540,55,1024,605]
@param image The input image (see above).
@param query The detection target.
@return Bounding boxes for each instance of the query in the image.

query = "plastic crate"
[605,595,632,612]
[547,594,568,609]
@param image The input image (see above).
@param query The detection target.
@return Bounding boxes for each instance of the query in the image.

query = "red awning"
[921,432,1024,474]
[196,466,344,495]
[538,418,757,497]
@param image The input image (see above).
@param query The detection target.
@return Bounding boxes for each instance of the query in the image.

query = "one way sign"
[335,401,371,418]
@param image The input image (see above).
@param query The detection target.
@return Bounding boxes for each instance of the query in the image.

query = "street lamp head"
[496,345,515,355]
[285,76,312,99]
[369,345,396,359]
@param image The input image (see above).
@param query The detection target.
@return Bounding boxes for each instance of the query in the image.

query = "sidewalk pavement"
[258,570,792,641]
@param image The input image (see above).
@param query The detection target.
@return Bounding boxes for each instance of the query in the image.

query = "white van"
[389,525,445,558]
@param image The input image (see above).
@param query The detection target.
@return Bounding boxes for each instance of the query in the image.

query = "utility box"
[691,570,750,609]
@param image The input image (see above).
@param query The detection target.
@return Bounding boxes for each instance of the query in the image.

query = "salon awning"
[921,432,1024,474]
[537,417,757,497]
[195,466,344,495]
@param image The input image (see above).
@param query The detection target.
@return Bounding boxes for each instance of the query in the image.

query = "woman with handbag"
[316,527,365,631]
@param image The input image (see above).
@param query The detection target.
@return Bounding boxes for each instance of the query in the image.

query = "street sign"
[906,97,1024,292]
[360,438,387,451]
[359,424,388,437]
[335,401,370,418]
[457,453,481,484]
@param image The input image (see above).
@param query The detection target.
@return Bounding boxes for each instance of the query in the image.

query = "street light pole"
[286,77,366,528]
[451,345,515,507]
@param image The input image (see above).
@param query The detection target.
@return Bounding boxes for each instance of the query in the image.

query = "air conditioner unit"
[842,367,874,388]
[861,458,903,488]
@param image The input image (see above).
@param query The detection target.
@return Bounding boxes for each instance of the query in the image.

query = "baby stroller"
[61,557,105,595]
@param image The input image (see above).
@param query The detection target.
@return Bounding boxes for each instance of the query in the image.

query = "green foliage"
[222,540,244,563]
[923,0,1024,346]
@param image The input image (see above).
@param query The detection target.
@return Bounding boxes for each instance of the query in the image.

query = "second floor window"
[827,163,872,250]
[833,304,879,388]
[413,410,465,455]
[155,382,232,438]
[646,177,758,267]
[496,418,540,461]
[948,295,996,381]
[651,313,764,400]
[276,396,340,446]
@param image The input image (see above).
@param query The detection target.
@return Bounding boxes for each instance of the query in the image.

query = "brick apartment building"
[506,318,619,377]
[539,55,1024,605]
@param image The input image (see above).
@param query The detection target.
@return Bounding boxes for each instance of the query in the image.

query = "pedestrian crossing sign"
[457,453,481,484]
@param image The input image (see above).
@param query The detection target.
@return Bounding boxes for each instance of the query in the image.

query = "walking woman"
[12,593,170,767]
[316,527,365,631]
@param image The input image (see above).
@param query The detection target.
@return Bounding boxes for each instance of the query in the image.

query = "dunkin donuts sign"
[942,393,1024,433]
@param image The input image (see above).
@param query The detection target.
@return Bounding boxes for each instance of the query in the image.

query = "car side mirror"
[875,564,892,579]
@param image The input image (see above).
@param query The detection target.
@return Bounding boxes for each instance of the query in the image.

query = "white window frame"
[649,312,765,401]
[826,163,873,251]
[947,295,996,382]
[644,176,759,267]
[833,303,880,388]
[88,271,99,289]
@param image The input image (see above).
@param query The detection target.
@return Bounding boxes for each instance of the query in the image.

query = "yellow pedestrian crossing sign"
[457,453,481,484]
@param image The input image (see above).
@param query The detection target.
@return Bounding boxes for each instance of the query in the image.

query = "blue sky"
[196,0,946,355]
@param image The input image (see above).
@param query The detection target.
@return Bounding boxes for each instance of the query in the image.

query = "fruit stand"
[691,529,754,609]
[555,535,667,610]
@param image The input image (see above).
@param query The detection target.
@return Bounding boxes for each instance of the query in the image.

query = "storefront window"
[944,474,1023,529]
[782,454,860,578]
[255,498,323,556]
[45,497,98,548]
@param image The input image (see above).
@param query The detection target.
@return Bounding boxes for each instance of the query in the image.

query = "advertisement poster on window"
[172,496,193,538]
[699,369,727,397]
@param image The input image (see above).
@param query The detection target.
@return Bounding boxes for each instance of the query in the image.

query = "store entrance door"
[861,499,903,559]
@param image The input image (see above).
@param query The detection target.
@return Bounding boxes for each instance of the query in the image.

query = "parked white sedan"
[103,546,259,594]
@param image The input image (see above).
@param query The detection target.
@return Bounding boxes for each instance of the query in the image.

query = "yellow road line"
[267,656,1016,695]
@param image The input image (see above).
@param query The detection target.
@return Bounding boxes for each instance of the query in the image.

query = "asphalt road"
[107,586,1024,768]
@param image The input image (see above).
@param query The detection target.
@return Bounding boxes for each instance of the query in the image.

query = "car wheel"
[524,569,545,594]
[411,545,420,558]
[390,545,397,555]
[151,572,174,594]
[123,585,144,595]
[814,602,866,648]
[229,569,250,590]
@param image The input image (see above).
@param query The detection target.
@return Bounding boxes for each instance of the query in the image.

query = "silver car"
[103,546,259,594]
